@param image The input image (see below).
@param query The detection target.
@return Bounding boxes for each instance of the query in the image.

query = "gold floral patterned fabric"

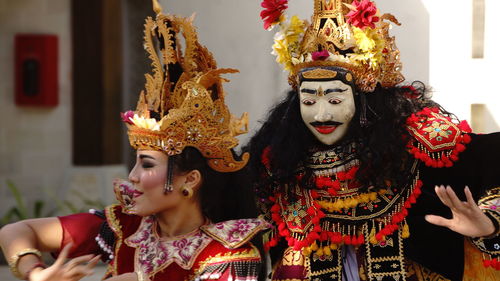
[406,261,449,281]
[103,205,264,281]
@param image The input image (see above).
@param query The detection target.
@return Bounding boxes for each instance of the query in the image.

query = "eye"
[302,99,316,105]
[329,98,342,105]
[141,162,155,169]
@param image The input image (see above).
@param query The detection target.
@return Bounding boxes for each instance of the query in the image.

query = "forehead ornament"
[302,68,338,80]
[346,73,353,82]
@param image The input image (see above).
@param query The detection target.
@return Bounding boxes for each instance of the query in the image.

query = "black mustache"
[310,121,343,126]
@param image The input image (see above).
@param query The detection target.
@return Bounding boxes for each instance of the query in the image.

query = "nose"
[314,100,333,122]
[128,165,139,183]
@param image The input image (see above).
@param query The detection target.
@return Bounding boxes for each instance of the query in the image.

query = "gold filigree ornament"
[261,0,405,92]
[123,0,249,172]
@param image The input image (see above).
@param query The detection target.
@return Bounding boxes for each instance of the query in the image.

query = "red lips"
[314,125,338,134]
[133,190,144,198]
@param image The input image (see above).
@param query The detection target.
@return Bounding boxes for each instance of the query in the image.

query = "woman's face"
[127,150,186,216]
[299,80,356,145]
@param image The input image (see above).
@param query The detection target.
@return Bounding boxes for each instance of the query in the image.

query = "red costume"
[58,205,267,280]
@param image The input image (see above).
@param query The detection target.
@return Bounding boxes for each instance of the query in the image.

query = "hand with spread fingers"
[28,243,100,281]
[425,185,496,238]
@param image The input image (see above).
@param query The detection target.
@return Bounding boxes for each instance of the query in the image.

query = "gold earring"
[181,185,193,198]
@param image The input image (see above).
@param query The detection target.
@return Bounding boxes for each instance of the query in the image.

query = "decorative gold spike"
[152,0,162,15]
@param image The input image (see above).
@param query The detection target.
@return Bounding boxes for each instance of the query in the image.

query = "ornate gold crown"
[122,0,249,172]
[260,0,405,92]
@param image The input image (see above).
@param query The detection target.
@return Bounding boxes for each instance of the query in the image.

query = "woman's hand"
[28,244,100,281]
[425,185,496,237]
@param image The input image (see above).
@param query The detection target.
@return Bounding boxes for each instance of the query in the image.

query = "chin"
[127,203,154,217]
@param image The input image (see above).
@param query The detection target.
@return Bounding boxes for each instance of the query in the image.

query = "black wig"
[244,81,443,200]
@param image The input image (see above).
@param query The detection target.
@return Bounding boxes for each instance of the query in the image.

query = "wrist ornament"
[8,248,42,279]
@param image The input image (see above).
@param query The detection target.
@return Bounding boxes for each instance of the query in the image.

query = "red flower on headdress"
[346,0,380,29]
[121,110,134,125]
[260,0,288,30]
[312,50,330,61]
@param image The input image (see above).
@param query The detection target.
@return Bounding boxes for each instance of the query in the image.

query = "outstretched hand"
[29,243,100,281]
[425,185,495,238]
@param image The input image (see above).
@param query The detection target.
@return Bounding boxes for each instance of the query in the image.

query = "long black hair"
[244,81,441,198]
[171,147,266,280]
[170,147,258,223]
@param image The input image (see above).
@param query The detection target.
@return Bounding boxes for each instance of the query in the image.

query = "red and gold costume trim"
[103,205,264,280]
[260,108,500,280]
[201,217,270,249]
[406,107,472,168]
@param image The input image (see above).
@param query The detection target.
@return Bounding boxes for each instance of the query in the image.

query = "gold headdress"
[122,0,249,172]
[260,0,405,91]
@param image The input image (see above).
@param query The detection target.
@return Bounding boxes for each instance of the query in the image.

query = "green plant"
[0,180,107,225]
[1,180,57,226]
[56,189,106,214]
[0,181,108,265]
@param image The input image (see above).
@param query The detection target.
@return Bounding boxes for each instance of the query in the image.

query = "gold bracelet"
[8,248,42,280]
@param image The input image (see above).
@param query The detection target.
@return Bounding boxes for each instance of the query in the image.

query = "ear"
[183,169,202,191]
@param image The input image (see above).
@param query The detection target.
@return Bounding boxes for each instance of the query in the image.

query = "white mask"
[299,80,356,145]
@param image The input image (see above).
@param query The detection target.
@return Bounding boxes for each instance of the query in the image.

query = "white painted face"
[299,80,356,145]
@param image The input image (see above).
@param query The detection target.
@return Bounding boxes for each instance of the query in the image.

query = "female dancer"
[0,1,266,280]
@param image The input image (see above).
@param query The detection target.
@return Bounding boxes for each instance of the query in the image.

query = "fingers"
[464,186,478,208]
[87,255,101,269]
[65,254,95,268]
[64,254,101,279]
[53,242,72,267]
[65,264,95,279]
[435,185,468,212]
[444,186,467,212]
[425,214,452,228]
[434,185,453,208]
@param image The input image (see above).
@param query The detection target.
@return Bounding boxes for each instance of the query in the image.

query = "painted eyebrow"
[139,154,156,160]
[301,88,317,94]
[325,88,347,94]
[300,88,348,94]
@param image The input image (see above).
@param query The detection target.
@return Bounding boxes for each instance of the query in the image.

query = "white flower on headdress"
[131,114,160,131]
[351,27,385,69]
[327,54,351,64]
[271,15,305,71]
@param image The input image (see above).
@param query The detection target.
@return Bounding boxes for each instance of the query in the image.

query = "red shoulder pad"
[406,107,472,168]
[105,204,142,238]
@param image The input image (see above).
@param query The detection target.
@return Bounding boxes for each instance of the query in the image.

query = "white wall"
[0,0,73,216]
[421,0,500,131]
[0,0,126,218]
